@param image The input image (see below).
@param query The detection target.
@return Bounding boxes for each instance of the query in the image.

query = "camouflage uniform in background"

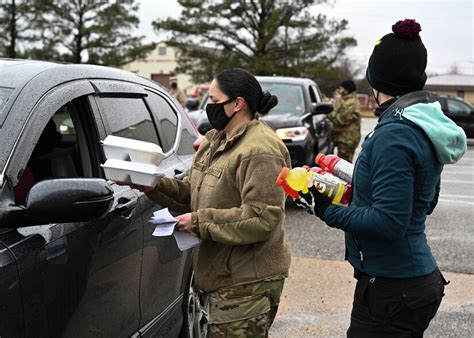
[208,274,286,338]
[328,91,361,162]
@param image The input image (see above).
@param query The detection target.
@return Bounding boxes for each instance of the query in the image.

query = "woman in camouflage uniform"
[329,80,361,162]
[135,68,292,337]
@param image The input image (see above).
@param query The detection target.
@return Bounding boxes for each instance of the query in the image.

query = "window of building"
[158,47,167,56]
[457,90,465,99]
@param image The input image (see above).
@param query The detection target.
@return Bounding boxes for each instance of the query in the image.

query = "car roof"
[436,94,472,105]
[256,76,316,86]
[0,59,172,187]
[0,58,159,90]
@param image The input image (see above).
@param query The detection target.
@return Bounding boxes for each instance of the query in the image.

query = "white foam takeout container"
[101,159,163,187]
[101,135,165,166]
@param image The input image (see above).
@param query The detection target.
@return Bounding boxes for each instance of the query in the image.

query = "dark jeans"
[347,268,447,338]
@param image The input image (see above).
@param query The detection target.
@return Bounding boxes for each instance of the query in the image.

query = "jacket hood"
[402,101,467,164]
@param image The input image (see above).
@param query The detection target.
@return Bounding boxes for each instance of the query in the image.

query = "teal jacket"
[324,91,467,278]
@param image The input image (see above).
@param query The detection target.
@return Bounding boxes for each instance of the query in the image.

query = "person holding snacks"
[132,68,291,337]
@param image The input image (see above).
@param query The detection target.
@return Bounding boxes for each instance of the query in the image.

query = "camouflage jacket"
[146,119,292,291]
[329,92,361,134]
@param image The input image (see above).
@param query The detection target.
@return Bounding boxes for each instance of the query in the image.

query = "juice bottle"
[315,153,354,184]
[276,166,352,204]
[276,167,311,194]
[308,167,352,204]
[275,168,300,200]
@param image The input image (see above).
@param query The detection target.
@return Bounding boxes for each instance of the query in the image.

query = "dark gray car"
[0,59,207,337]
[434,95,474,138]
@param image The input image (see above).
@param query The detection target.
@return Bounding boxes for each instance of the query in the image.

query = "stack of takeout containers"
[100,135,165,187]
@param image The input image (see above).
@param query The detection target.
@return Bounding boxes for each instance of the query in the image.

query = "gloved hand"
[294,196,314,215]
[297,186,332,220]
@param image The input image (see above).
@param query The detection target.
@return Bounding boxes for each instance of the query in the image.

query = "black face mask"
[206,98,237,131]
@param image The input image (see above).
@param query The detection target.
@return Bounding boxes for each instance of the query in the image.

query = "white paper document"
[173,231,201,251]
[150,208,177,225]
[150,208,177,237]
[148,208,201,250]
[152,223,176,237]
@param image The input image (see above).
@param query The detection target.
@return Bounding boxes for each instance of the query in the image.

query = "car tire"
[180,270,209,338]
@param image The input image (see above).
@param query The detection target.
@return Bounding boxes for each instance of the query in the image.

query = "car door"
[0,80,144,337]
[0,236,23,337]
[309,84,331,152]
[92,80,193,336]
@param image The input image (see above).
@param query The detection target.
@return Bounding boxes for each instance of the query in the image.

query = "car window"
[99,96,160,146]
[0,86,14,117]
[16,100,94,204]
[199,92,209,110]
[308,85,317,104]
[53,110,76,135]
[259,83,306,115]
[144,91,178,153]
[447,99,471,116]
[199,82,307,116]
[312,85,323,102]
[177,113,198,156]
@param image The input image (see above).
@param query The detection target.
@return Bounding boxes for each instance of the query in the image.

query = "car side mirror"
[1,178,114,227]
[311,102,333,115]
[197,117,212,135]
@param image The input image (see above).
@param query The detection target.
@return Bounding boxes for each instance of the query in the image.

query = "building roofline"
[425,84,474,90]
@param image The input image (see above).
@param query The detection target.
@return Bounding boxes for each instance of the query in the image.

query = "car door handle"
[174,169,187,180]
[115,197,137,216]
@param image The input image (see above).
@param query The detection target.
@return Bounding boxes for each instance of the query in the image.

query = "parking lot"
[270,117,474,337]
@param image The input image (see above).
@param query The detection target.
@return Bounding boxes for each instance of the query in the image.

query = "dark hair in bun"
[258,91,278,115]
[215,68,278,116]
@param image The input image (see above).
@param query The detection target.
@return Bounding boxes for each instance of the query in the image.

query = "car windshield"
[259,82,306,115]
[199,82,306,115]
[0,86,14,118]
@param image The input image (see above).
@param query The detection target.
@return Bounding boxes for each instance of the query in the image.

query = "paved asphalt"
[272,117,474,337]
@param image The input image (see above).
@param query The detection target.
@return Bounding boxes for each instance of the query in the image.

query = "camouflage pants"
[336,143,357,163]
[208,277,286,338]
[332,130,361,163]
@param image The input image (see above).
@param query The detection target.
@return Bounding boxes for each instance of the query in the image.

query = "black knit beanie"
[340,80,356,93]
[366,19,427,97]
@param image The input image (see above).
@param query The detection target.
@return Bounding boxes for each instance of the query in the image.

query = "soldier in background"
[169,81,187,106]
[329,80,361,162]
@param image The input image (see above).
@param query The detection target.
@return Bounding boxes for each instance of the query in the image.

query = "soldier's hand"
[175,213,193,233]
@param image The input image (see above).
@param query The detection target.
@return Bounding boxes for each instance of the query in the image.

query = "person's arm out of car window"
[191,154,286,245]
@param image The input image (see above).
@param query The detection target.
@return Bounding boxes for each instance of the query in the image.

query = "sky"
[136,0,474,77]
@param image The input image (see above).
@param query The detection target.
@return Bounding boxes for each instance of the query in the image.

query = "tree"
[316,56,365,96]
[0,0,42,58]
[448,63,461,75]
[30,0,155,66]
[153,0,357,84]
